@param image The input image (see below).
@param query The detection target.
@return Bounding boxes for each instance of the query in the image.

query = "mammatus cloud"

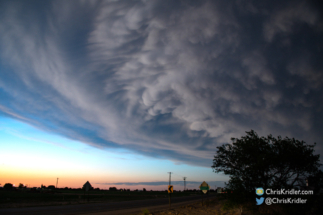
[0,0,322,167]
[263,2,318,42]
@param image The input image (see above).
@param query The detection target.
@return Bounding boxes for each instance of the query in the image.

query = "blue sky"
[0,0,322,189]
[0,115,228,189]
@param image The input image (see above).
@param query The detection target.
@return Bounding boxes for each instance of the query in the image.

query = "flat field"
[0,190,201,208]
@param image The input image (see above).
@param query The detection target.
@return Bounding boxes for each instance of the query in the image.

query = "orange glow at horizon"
[1,167,94,188]
[0,169,176,190]
[0,165,156,189]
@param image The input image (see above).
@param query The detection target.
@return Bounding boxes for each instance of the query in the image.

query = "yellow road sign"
[199,181,210,194]
[168,185,173,193]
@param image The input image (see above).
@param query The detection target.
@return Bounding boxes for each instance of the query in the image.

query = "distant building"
[217,187,223,193]
[82,181,93,191]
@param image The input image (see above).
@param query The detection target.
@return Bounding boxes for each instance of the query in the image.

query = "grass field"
[0,190,201,208]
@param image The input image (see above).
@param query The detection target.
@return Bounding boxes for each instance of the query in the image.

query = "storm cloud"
[0,0,322,167]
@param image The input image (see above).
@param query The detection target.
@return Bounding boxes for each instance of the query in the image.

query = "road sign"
[168,185,173,193]
[199,181,210,194]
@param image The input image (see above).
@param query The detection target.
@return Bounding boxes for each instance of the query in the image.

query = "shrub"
[4,183,13,190]
[141,208,150,215]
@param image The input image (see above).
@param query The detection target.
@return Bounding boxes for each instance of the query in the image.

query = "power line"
[172,173,185,178]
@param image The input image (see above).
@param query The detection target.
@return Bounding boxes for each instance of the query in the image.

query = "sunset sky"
[0,0,322,190]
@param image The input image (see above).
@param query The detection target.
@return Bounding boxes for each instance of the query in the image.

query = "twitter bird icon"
[256,197,264,205]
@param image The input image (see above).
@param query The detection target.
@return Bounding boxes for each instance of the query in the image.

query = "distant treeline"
[1,183,217,192]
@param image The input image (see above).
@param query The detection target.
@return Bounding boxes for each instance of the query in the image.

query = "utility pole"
[167,172,173,209]
[183,177,187,191]
[56,178,59,188]
[167,172,173,185]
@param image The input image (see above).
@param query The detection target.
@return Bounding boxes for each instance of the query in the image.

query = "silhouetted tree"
[212,130,321,191]
[4,183,13,190]
[212,130,322,214]
[48,185,55,190]
[143,188,146,192]
[109,187,117,191]
[18,183,24,188]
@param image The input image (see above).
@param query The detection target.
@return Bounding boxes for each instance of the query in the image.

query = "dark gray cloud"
[95,180,226,188]
[0,0,322,167]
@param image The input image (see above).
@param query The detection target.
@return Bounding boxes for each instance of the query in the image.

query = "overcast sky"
[0,0,322,189]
